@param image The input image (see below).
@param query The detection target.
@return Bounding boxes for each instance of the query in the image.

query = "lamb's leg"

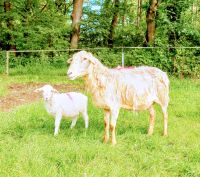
[148,105,155,135]
[70,116,78,129]
[54,113,62,136]
[82,111,89,129]
[103,110,110,143]
[110,108,119,145]
[161,106,168,136]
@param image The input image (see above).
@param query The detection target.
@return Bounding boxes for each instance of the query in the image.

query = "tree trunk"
[70,0,84,49]
[108,0,119,47]
[166,3,182,77]
[101,0,111,46]
[4,1,16,51]
[55,0,70,15]
[145,0,158,46]
[136,0,142,27]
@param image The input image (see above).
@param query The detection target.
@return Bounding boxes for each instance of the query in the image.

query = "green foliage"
[0,51,6,73]
[1,48,200,78]
[90,48,200,78]
[0,0,70,50]
[0,0,200,77]
[6,51,69,75]
[173,48,200,78]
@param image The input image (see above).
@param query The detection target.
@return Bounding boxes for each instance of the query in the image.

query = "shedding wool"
[67,51,170,145]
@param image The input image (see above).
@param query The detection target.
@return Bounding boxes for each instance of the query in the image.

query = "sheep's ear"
[67,58,72,64]
[52,88,58,93]
[86,52,97,64]
[34,87,43,93]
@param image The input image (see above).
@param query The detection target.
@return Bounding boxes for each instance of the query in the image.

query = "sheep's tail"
[160,71,170,92]
[155,69,170,106]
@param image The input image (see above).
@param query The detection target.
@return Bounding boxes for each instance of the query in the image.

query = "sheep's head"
[34,85,58,101]
[67,51,97,80]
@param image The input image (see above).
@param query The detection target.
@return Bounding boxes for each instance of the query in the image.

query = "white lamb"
[35,85,89,135]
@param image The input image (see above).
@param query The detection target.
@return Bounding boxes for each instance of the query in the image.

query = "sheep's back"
[109,66,169,110]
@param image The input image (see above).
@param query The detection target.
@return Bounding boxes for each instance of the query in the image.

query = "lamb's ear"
[34,87,43,93]
[86,52,97,64]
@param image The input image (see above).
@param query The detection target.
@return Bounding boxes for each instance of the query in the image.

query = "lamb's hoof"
[147,132,153,136]
[147,129,154,136]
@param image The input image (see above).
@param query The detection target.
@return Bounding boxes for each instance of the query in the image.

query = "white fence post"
[6,51,9,75]
[122,47,124,67]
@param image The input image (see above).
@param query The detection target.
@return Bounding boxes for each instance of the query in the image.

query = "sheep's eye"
[83,58,88,61]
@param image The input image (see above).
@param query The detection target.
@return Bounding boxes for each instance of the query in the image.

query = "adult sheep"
[67,51,170,145]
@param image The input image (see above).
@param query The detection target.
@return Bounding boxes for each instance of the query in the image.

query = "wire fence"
[1,46,200,77]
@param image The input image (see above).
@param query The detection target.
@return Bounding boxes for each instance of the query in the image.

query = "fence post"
[6,51,9,75]
[122,47,124,67]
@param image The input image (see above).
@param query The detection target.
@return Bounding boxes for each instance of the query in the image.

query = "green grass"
[0,74,200,177]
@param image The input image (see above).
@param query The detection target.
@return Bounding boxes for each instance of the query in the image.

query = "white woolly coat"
[84,60,169,112]
[45,92,88,117]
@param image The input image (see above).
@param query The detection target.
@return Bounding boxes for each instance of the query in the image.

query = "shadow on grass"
[1,115,104,142]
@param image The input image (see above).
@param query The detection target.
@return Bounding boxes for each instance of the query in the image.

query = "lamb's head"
[34,85,58,101]
[67,51,98,80]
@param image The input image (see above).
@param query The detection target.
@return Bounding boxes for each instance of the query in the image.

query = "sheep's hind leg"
[148,105,155,136]
[103,110,110,143]
[161,106,168,136]
[70,116,78,129]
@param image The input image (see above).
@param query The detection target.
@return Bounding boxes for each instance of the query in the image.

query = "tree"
[108,0,120,47]
[136,0,142,27]
[70,0,84,49]
[145,0,158,46]
[3,0,16,51]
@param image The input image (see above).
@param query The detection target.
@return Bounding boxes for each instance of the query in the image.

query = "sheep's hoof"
[103,136,109,143]
[54,133,58,136]
[111,140,117,146]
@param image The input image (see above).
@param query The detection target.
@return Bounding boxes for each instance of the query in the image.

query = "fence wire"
[1,47,200,77]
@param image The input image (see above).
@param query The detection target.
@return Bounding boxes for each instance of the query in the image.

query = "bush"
[1,48,200,78]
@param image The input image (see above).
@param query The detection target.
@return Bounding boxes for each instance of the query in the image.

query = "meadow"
[0,69,200,177]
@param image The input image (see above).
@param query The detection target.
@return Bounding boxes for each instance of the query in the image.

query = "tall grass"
[0,75,200,177]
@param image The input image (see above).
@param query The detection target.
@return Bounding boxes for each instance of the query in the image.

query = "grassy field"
[0,72,200,177]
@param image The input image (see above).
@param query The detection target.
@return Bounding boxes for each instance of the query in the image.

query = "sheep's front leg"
[148,105,155,135]
[54,113,62,136]
[70,116,78,129]
[103,110,110,143]
[110,109,119,145]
